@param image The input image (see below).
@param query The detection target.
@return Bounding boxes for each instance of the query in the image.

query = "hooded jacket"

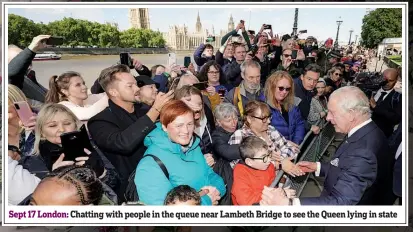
[134,123,226,205]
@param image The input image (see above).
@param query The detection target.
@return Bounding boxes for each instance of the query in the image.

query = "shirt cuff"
[293,198,301,205]
[315,162,321,177]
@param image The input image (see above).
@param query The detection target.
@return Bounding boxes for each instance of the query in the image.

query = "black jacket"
[223,61,242,88]
[87,99,156,202]
[8,48,47,102]
[371,90,402,137]
[293,78,315,131]
[90,65,152,94]
[215,50,233,68]
[198,103,216,155]
[211,126,241,162]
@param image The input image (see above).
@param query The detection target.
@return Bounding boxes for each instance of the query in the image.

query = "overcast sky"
[8,7,376,43]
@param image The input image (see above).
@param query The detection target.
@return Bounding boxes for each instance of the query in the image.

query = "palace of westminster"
[129,8,236,50]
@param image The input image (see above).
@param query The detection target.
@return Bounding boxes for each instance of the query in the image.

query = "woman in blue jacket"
[264,71,305,145]
[134,100,226,205]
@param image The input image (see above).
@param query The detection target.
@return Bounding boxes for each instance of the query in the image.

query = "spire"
[196,11,202,33]
[228,13,235,32]
[212,25,215,35]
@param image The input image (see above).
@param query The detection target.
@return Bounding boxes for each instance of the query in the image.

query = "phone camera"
[14,104,20,110]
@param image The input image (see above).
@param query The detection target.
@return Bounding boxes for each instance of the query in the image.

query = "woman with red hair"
[134,100,226,205]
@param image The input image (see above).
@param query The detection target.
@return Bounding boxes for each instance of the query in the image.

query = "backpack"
[124,154,169,202]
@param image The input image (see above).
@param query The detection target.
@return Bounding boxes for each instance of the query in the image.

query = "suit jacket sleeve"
[300,148,377,205]
[88,115,155,155]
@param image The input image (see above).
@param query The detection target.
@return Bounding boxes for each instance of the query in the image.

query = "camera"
[263,24,272,30]
[206,36,215,43]
[120,53,134,69]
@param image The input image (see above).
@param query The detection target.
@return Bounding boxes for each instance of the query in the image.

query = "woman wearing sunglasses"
[264,71,305,146]
[229,100,304,177]
[324,67,343,96]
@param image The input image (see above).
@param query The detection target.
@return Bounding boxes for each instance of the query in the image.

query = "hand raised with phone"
[28,35,51,53]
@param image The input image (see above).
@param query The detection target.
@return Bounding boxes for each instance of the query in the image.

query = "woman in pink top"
[45,71,108,123]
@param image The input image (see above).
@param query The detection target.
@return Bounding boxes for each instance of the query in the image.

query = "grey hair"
[240,60,261,78]
[214,103,238,121]
[176,73,199,90]
[330,86,371,118]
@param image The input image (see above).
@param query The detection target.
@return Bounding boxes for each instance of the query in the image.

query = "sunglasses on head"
[277,86,291,92]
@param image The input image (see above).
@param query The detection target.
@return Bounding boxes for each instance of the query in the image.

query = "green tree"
[8,14,40,47]
[360,8,402,48]
[8,14,166,48]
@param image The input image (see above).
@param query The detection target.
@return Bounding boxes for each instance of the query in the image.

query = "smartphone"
[184,56,191,68]
[120,53,134,68]
[299,30,307,34]
[291,50,298,59]
[206,36,215,43]
[263,24,272,30]
[240,20,245,24]
[231,34,241,43]
[14,101,33,127]
[167,53,177,66]
[247,30,255,35]
[79,124,94,152]
[193,82,207,91]
[46,36,64,46]
[61,131,88,161]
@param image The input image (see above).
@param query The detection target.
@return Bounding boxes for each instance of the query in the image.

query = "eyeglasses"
[334,73,343,77]
[250,115,271,122]
[277,86,291,92]
[208,71,220,75]
[283,54,291,58]
[249,152,271,163]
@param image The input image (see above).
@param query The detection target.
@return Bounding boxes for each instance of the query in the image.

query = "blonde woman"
[33,103,119,192]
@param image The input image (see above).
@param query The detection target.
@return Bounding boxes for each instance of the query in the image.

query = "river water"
[31,54,194,88]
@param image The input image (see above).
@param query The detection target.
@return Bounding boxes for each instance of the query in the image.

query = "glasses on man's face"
[249,152,271,163]
[250,114,271,123]
[277,86,291,92]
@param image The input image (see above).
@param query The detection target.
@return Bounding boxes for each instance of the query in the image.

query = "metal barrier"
[270,119,336,196]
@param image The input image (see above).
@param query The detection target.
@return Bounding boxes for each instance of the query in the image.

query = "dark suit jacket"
[300,121,394,205]
[87,99,156,202]
[372,90,402,137]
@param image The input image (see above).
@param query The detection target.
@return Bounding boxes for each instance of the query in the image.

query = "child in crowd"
[232,136,295,205]
[164,185,202,206]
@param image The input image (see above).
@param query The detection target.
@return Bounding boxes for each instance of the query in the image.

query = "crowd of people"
[5,19,403,217]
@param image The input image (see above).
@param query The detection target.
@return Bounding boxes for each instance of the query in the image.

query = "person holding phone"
[8,35,49,103]
[45,71,108,124]
[193,43,215,72]
[276,48,304,79]
[88,64,174,203]
[8,85,37,157]
[198,61,232,105]
[32,104,116,190]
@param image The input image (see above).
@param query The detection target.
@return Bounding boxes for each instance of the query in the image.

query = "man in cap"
[135,75,160,113]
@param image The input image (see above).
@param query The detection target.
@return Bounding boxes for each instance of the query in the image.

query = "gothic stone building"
[163,12,235,50]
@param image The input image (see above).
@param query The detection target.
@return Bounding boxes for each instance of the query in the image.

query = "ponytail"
[45,71,82,104]
[45,75,61,103]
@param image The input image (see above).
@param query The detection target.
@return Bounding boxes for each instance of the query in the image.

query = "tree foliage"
[8,14,166,48]
[360,8,402,48]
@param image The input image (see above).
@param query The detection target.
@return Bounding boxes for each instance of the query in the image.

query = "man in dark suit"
[370,68,402,137]
[88,64,173,203]
[259,86,395,205]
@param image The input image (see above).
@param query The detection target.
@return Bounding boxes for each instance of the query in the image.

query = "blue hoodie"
[134,123,226,205]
